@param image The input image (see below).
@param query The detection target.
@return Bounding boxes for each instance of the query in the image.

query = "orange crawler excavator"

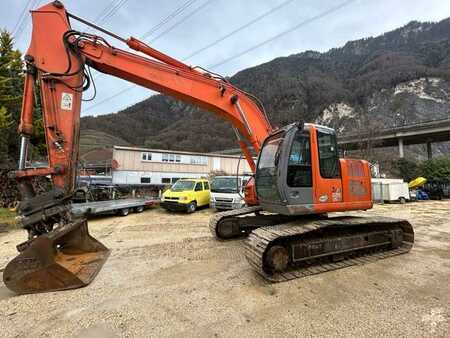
[3,1,414,294]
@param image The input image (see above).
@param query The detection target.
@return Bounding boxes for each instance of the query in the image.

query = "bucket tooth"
[3,218,110,294]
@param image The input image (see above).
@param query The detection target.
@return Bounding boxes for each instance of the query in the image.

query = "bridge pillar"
[398,138,404,158]
[427,141,432,160]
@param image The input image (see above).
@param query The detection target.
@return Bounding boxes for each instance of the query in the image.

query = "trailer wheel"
[399,197,406,204]
[119,208,129,216]
[135,206,144,213]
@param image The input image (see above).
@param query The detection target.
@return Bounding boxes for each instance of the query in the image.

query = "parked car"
[210,175,252,211]
[160,178,210,212]
[423,178,450,200]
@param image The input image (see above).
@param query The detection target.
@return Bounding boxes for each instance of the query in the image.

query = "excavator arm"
[4,1,415,294]
[4,1,272,294]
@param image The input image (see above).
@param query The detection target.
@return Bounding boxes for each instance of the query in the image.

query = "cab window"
[195,182,203,191]
[258,135,283,169]
[256,132,284,202]
[287,131,312,187]
[317,130,340,178]
[204,181,210,190]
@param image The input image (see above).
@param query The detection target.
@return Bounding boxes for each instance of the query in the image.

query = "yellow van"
[161,178,210,212]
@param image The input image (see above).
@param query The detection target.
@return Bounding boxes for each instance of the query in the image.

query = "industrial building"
[111,145,253,186]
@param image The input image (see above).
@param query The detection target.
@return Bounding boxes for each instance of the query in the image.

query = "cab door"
[194,182,205,206]
[283,129,314,207]
[203,181,211,206]
[312,128,343,209]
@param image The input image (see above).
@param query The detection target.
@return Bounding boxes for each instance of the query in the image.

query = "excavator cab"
[255,123,373,216]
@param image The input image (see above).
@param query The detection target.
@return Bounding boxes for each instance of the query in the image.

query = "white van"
[210,175,252,211]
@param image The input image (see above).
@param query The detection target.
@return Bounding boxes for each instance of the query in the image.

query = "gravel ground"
[0,200,449,337]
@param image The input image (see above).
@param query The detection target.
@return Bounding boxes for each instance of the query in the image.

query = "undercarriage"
[210,209,414,281]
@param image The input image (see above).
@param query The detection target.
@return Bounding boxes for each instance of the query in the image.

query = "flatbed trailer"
[72,198,158,217]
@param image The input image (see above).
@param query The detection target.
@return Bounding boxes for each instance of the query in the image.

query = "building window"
[162,153,181,163]
[141,177,151,184]
[171,177,180,183]
[190,156,207,165]
[141,152,152,161]
[162,178,171,184]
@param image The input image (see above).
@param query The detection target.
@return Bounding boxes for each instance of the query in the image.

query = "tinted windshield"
[258,134,283,169]
[256,132,284,203]
[211,177,242,193]
[171,180,195,191]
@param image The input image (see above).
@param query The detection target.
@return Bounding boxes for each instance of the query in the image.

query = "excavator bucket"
[3,218,110,294]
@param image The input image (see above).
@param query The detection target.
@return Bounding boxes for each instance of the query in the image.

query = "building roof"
[113,145,254,160]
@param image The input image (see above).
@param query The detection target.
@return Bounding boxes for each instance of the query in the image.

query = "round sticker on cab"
[319,194,328,202]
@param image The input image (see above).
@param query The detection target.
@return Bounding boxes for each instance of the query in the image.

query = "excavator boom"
[6,1,273,294]
[5,1,414,294]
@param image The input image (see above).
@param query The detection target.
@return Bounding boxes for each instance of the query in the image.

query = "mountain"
[79,129,130,154]
[80,19,450,155]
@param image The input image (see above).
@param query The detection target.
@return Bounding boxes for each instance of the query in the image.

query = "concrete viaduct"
[338,118,450,159]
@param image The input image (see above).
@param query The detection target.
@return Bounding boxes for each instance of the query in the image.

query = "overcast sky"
[1,0,450,116]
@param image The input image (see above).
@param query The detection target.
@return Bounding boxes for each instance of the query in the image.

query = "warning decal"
[61,92,73,111]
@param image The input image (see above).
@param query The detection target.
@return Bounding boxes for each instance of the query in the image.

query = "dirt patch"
[0,202,449,337]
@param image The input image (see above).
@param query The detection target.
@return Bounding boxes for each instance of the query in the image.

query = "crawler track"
[244,216,414,282]
[209,206,263,239]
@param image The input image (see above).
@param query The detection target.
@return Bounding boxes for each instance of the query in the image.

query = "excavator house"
[4,1,414,294]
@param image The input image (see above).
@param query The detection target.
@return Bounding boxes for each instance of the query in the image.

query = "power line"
[141,0,198,40]
[92,0,119,23]
[11,0,33,35]
[149,0,215,44]
[97,0,130,26]
[83,0,210,113]
[14,0,49,41]
[83,85,135,114]
[210,0,357,69]
[84,0,357,114]
[91,0,206,83]
[182,0,296,61]
[84,0,288,112]
[87,0,130,32]
[90,0,283,84]
[13,0,39,40]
